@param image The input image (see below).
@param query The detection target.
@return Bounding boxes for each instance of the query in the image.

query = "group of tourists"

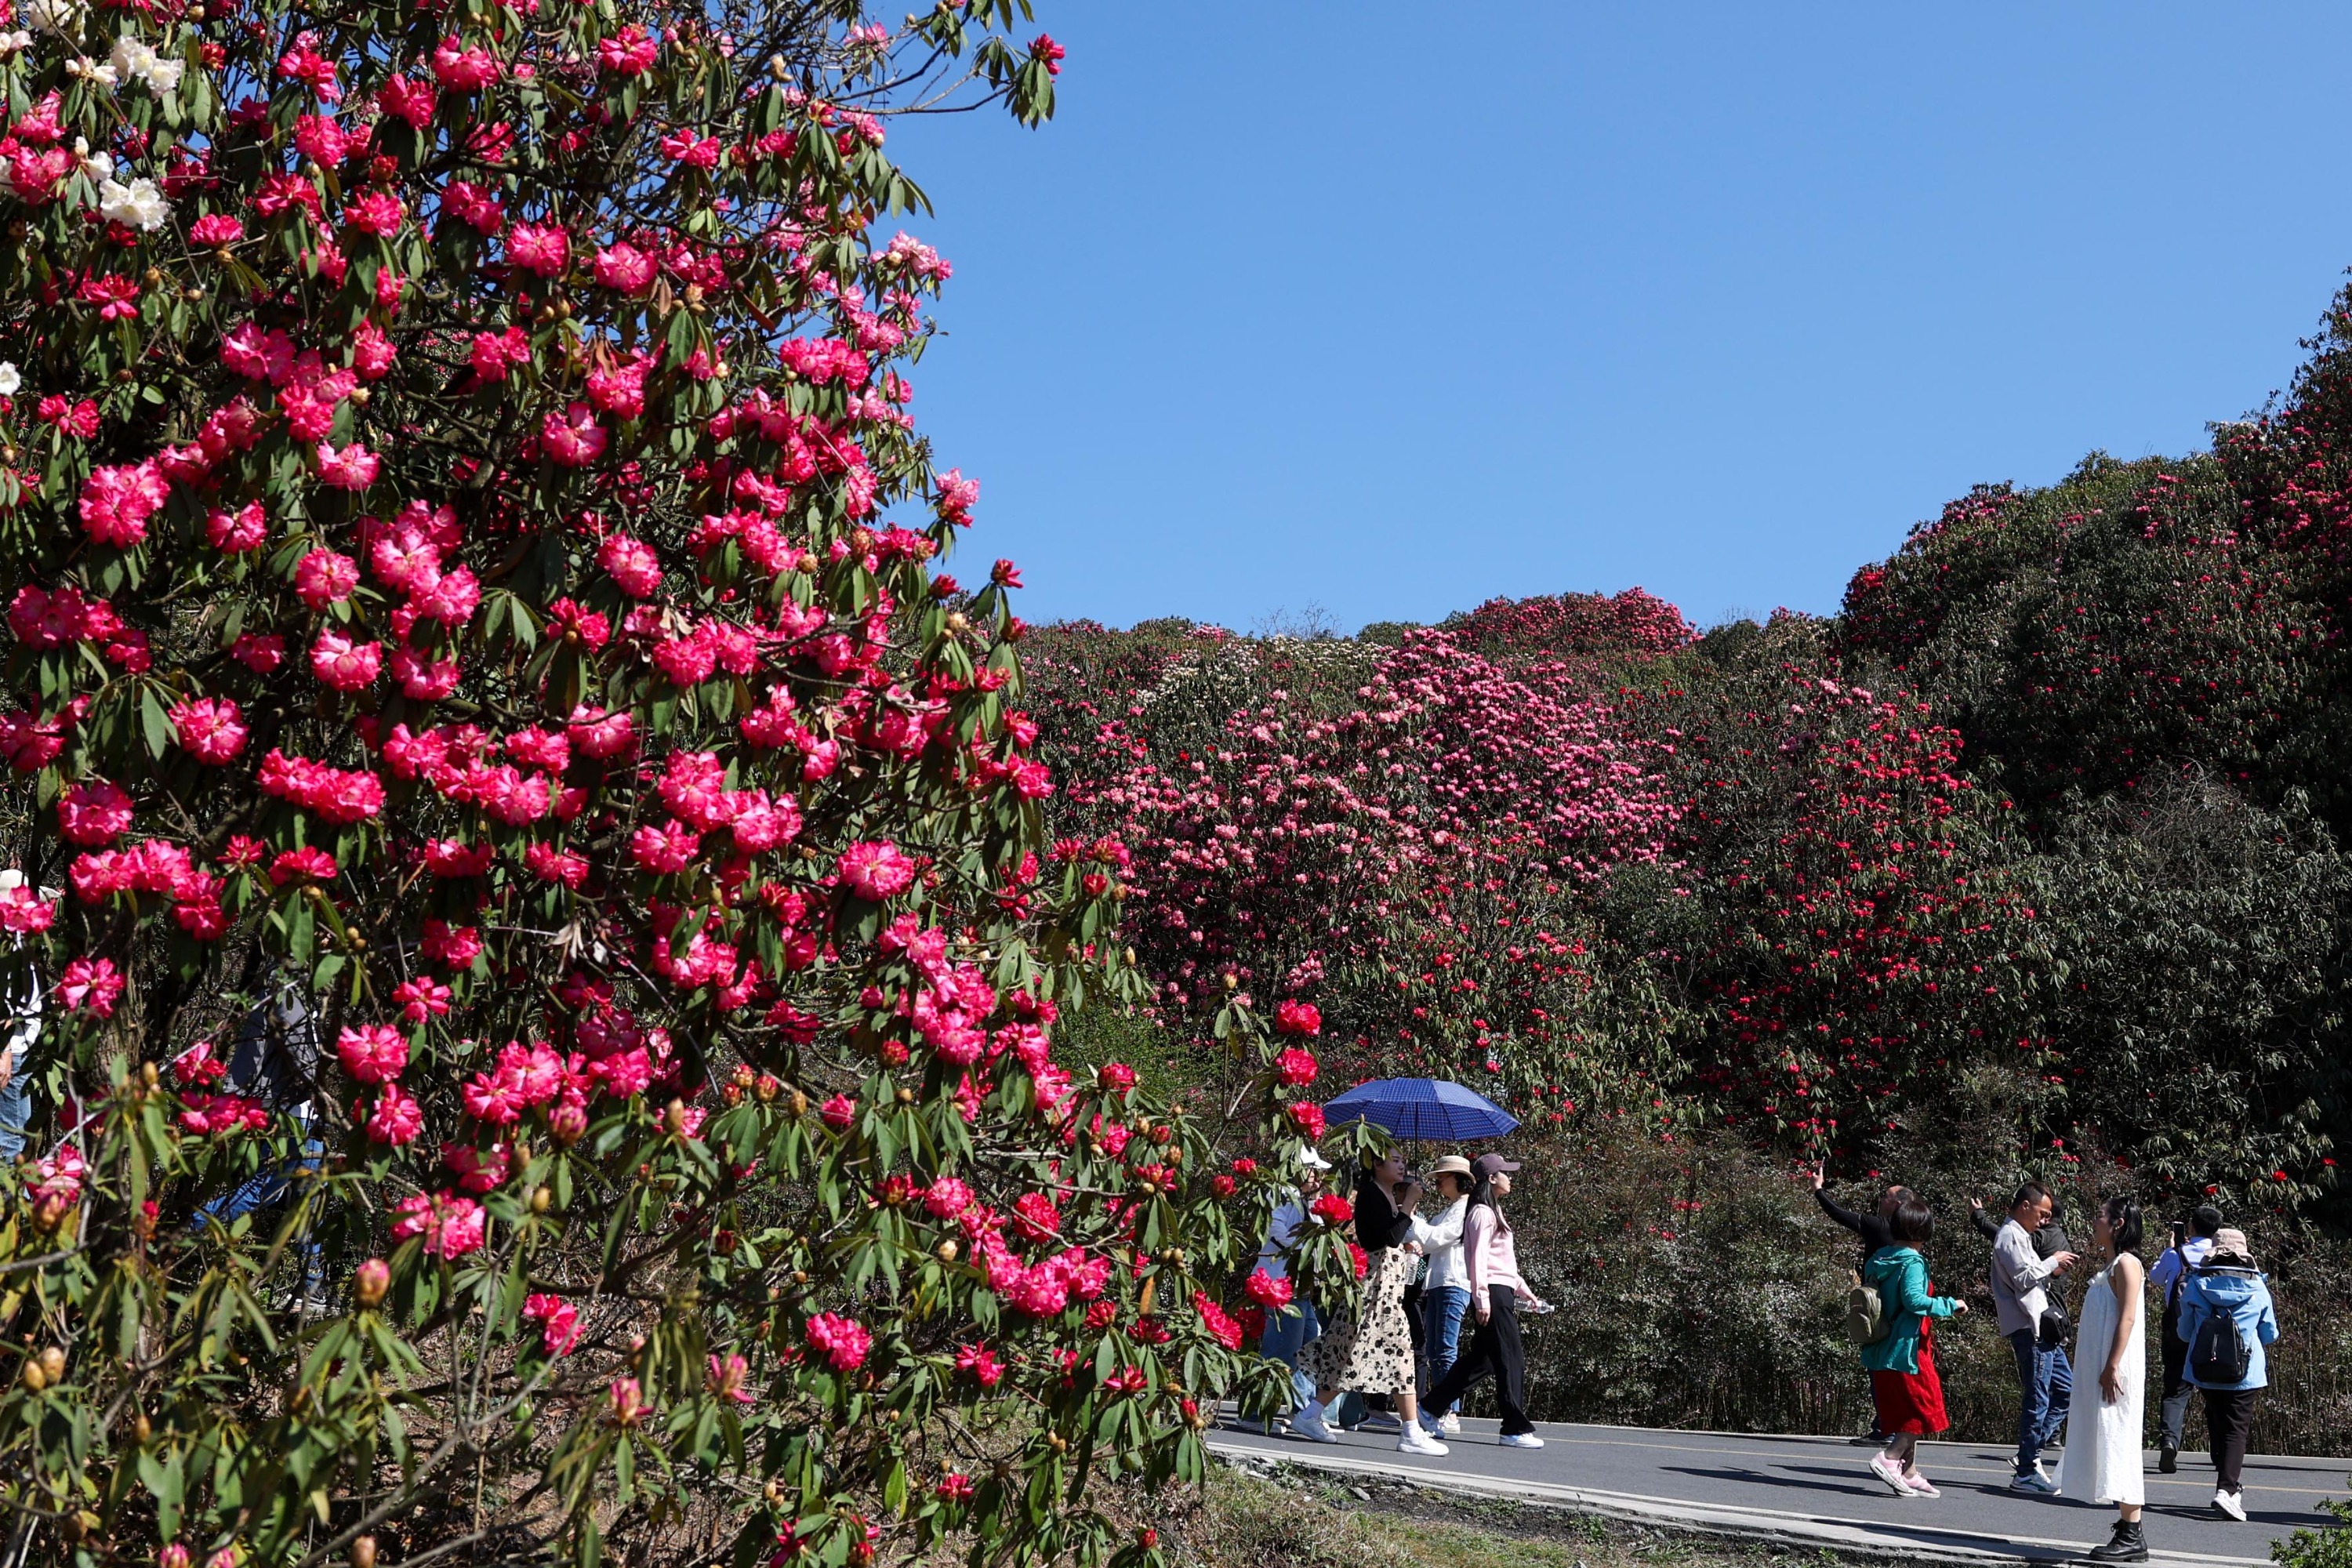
[1246,1145,1551,1457]
[1820,1171,2280,1563]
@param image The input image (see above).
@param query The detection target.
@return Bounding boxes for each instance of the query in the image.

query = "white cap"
[1296,1147,1333,1171]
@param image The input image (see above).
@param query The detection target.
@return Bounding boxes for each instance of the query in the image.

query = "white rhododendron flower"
[0,30,34,53]
[110,31,183,93]
[73,137,111,183]
[23,0,84,37]
[0,363,21,397]
[97,176,167,231]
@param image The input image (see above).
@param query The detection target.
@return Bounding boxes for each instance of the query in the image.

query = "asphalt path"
[1209,1415,2352,1565]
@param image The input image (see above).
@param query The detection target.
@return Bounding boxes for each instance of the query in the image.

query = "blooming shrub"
[0,7,1296,1568]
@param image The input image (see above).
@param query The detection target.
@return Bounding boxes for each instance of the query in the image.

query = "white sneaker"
[1868,1454,1913,1496]
[1439,1413,1462,1435]
[2215,1488,2248,1522]
[1287,1404,1339,1444]
[1397,1424,1448,1456]
[1499,1432,1545,1449]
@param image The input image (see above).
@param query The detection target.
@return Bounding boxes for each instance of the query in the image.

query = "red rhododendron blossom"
[420,920,482,968]
[1273,1047,1319,1087]
[953,1341,1004,1388]
[1286,1102,1327,1142]
[1241,1269,1294,1309]
[1274,1000,1321,1037]
[1308,1192,1353,1227]
[1193,1292,1243,1351]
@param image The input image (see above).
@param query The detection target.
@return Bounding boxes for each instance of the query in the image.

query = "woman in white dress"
[2059,1195,2149,1563]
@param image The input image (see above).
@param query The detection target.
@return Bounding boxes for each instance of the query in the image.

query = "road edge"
[1205,1437,2272,1568]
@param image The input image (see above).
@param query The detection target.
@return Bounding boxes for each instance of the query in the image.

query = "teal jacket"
[1859,1246,1958,1375]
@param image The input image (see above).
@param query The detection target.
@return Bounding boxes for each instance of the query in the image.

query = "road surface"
[1209,1415,2350,1565]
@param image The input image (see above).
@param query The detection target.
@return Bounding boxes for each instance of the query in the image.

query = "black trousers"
[1424,1285,1532,1435]
[2201,1385,2258,1493]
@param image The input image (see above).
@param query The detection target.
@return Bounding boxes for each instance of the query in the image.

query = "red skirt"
[1870,1326,1950,1436]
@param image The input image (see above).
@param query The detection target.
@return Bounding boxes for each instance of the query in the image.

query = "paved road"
[1209,1416,2351,1565]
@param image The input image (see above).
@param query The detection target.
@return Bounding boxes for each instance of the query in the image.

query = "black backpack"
[2188,1269,2256,1385]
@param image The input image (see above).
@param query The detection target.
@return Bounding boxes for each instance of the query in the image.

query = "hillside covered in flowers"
[1029,282,2352,1232]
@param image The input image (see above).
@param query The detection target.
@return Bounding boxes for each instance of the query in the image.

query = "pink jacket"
[1465,1204,1534,1312]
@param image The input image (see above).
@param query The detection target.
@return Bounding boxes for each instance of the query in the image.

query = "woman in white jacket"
[1411,1155,1475,1434]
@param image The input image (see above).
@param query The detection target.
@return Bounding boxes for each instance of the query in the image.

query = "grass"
[1120,1461,1858,1568]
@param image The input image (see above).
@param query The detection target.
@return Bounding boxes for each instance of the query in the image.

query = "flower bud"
[354,1258,390,1308]
[350,1537,376,1568]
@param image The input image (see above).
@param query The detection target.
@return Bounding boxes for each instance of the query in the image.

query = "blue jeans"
[194,1139,326,1298]
[0,1065,27,1159]
[2009,1328,2071,1474]
[1422,1286,1471,1414]
[1259,1297,1323,1414]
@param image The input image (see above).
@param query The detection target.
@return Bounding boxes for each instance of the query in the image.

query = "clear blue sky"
[887,3,2352,633]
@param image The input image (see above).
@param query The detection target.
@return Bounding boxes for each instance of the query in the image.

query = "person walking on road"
[1860,1199,1967,1498]
[1292,1149,1449,1455]
[2149,1204,2222,1473]
[2058,1196,2151,1562]
[2176,1227,2281,1523]
[1990,1181,2082,1492]
[1813,1163,1912,1445]
[1417,1152,1552,1450]
[1413,1154,1475,1436]
[1249,1147,1334,1432]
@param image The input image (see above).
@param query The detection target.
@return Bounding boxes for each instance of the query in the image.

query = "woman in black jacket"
[1292,1148,1449,1454]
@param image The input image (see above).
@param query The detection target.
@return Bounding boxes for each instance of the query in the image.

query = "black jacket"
[1816,1187,1895,1269]
[1354,1173,1412,1254]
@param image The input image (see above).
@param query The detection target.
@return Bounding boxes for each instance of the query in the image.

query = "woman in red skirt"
[1860,1198,1969,1497]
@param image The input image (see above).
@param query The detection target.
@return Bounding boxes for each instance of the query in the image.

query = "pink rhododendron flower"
[292,550,361,610]
[59,956,124,1017]
[837,840,916,900]
[337,1023,408,1084]
[78,462,169,547]
[804,1312,870,1372]
[390,1192,485,1258]
[365,1083,425,1145]
[591,242,656,294]
[542,403,607,466]
[57,779,134,846]
[316,441,381,488]
[524,1293,581,1355]
[600,534,661,597]
[310,629,383,691]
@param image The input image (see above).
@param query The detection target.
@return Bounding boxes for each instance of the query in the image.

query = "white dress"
[2057,1263,2146,1505]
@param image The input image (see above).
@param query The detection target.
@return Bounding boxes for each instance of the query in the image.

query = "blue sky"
[887,3,2352,633]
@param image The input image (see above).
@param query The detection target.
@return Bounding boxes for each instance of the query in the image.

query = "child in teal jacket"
[1861,1202,1969,1497]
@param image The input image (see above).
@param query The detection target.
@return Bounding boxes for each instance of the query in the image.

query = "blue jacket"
[2177,1265,2281,1391]
[1859,1246,1957,1375]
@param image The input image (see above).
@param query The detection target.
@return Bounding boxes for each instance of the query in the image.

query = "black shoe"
[2158,1447,2177,1474]
[2087,1521,2149,1563]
